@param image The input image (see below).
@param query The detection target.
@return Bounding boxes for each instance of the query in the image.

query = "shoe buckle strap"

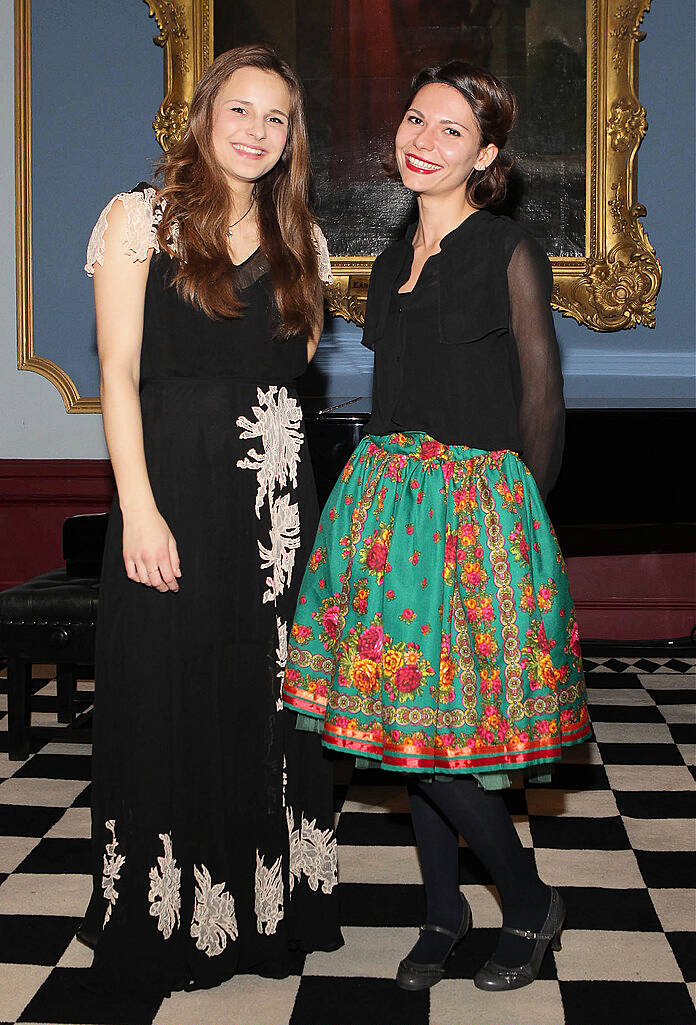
[502,925,555,941]
[419,922,460,941]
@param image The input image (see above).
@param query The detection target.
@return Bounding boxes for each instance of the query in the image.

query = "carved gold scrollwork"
[151,0,660,332]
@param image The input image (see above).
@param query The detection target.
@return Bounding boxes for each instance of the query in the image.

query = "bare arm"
[93,199,180,592]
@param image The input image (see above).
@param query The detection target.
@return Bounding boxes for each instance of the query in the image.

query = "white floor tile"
[512,814,533,848]
[339,844,422,884]
[660,705,695,724]
[0,777,88,807]
[534,848,644,888]
[592,722,674,744]
[57,936,94,968]
[304,925,411,977]
[525,789,619,818]
[649,888,696,932]
[153,974,301,1025]
[622,816,695,851]
[40,742,92,756]
[555,929,683,982]
[342,785,410,814]
[586,688,655,706]
[459,884,502,928]
[605,764,696,791]
[44,806,92,839]
[0,750,24,777]
[0,962,52,1021]
[562,741,603,764]
[641,675,696,690]
[678,743,696,765]
[0,872,92,916]
[430,978,564,1025]
[0,835,40,872]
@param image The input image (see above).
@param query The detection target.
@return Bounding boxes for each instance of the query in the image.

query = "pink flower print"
[433,531,441,543]
[299,595,307,605]
[421,623,431,635]
[475,632,494,657]
[344,495,353,505]
[357,624,383,660]
[386,589,396,601]
[406,523,414,535]
[291,623,313,644]
[420,439,443,460]
[400,608,417,624]
[421,578,427,589]
[366,541,388,572]
[444,532,457,567]
[322,605,340,639]
[285,667,300,683]
[416,491,424,504]
[393,664,422,693]
[463,562,483,586]
[319,578,326,588]
[570,620,581,657]
[410,551,420,566]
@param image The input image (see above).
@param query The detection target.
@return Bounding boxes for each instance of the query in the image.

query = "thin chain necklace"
[226,195,255,237]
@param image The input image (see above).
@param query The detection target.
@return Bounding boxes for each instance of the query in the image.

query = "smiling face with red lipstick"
[395,82,498,200]
[211,66,291,188]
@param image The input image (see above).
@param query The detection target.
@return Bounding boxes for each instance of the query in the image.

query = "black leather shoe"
[474,886,565,991]
[395,893,473,991]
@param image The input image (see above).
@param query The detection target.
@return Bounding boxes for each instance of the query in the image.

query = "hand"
[122,505,181,592]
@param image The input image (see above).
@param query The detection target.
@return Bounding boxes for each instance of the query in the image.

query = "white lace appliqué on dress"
[311,224,334,285]
[101,819,125,927]
[254,849,284,935]
[190,863,238,957]
[286,807,338,895]
[276,616,288,711]
[85,188,163,276]
[237,386,304,603]
[148,832,182,939]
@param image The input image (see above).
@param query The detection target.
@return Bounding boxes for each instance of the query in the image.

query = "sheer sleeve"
[507,238,565,499]
[84,187,160,276]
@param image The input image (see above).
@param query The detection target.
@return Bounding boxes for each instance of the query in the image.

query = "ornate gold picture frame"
[145,0,661,331]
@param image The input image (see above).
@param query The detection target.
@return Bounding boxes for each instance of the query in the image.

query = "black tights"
[407,778,550,967]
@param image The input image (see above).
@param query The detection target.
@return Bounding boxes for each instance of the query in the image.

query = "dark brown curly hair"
[384,60,518,208]
[154,45,320,337]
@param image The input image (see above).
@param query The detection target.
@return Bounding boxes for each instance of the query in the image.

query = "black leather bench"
[0,513,107,759]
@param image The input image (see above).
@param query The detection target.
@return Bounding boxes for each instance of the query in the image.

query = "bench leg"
[57,663,77,724]
[8,657,31,760]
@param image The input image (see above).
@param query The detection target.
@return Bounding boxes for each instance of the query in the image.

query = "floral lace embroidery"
[286,807,338,895]
[148,832,181,939]
[311,224,333,285]
[237,386,304,603]
[101,819,125,927]
[85,188,163,275]
[254,849,284,935]
[276,616,288,711]
[190,863,238,957]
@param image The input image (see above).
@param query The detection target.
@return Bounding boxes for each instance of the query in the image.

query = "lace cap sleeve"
[507,237,565,499]
[311,223,333,285]
[84,187,161,276]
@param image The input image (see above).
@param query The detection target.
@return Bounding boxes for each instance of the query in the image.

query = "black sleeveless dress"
[83,190,342,997]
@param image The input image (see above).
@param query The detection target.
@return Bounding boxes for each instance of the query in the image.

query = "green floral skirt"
[283,432,590,776]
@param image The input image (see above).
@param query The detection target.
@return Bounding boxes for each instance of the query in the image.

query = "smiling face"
[395,83,498,198]
[211,66,291,188]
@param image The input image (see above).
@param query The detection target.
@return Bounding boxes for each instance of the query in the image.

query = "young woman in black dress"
[80,45,342,997]
[284,61,590,992]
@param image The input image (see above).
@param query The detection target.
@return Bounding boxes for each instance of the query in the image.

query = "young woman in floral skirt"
[284,60,590,993]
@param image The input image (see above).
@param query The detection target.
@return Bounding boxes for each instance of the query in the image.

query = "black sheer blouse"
[362,209,565,498]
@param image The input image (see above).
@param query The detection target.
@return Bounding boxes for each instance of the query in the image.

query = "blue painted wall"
[1,0,693,458]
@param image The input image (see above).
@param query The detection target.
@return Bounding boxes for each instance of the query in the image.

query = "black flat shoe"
[395,893,473,991]
[75,920,99,951]
[473,886,565,991]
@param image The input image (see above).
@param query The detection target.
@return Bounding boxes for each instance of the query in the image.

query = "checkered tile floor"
[0,654,694,1025]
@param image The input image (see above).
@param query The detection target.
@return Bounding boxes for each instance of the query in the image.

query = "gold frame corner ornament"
[151,0,661,333]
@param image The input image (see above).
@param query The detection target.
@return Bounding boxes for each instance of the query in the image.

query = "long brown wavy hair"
[155,45,320,337]
[383,60,518,209]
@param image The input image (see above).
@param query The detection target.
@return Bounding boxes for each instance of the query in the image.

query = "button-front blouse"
[362,209,565,498]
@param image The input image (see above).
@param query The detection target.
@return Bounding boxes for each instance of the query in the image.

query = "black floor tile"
[635,850,696,888]
[0,914,80,964]
[670,723,696,744]
[336,812,416,846]
[526,763,610,790]
[0,804,64,837]
[528,814,631,850]
[648,688,696,704]
[560,980,696,1025]
[597,742,685,765]
[667,931,696,983]
[560,886,663,932]
[17,836,92,875]
[614,790,696,818]
[18,967,162,1025]
[13,754,92,781]
[586,705,663,723]
[338,883,426,927]
[290,976,429,1025]
[664,659,696,674]
[71,783,92,808]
